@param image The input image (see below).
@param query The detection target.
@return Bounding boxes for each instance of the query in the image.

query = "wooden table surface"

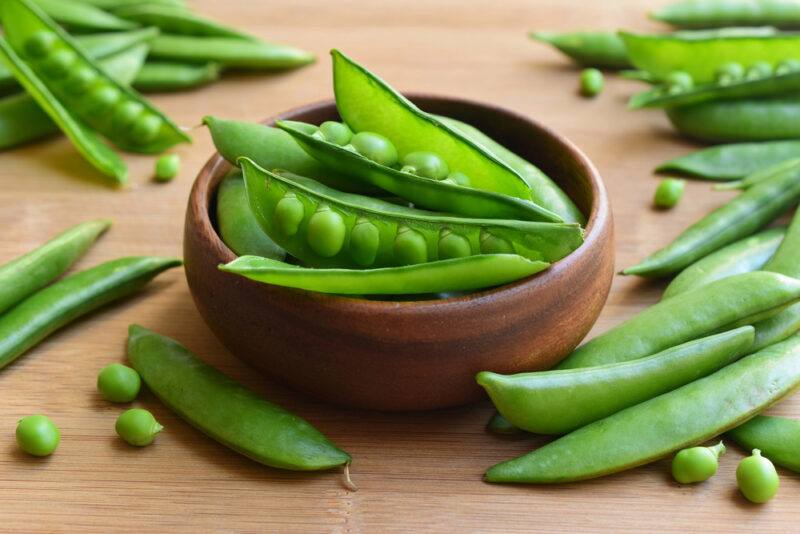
[2,0,798,531]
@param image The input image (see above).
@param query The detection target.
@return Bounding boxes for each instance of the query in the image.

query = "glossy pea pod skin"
[127,325,351,471]
[728,416,800,473]
[652,0,800,28]
[716,158,800,190]
[556,271,800,370]
[132,61,220,92]
[148,34,314,69]
[764,204,800,277]
[240,158,584,269]
[112,3,256,41]
[0,256,180,370]
[479,327,754,435]
[529,31,631,69]
[486,335,800,484]
[31,0,138,32]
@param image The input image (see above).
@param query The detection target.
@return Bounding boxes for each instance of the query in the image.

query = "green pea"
[16,415,60,457]
[112,101,145,130]
[480,230,514,254]
[400,151,450,180]
[746,61,773,80]
[715,61,744,85]
[130,114,163,144]
[737,449,780,503]
[579,68,603,97]
[318,121,352,146]
[776,59,800,76]
[438,229,471,259]
[274,193,305,236]
[671,441,725,484]
[85,85,120,115]
[115,408,163,447]
[349,218,380,267]
[155,154,180,182]
[350,131,398,167]
[307,205,346,257]
[393,226,427,265]
[64,66,97,94]
[654,178,685,209]
[97,363,141,402]
[24,31,57,59]
[666,70,693,94]
[41,49,77,79]
[446,171,471,187]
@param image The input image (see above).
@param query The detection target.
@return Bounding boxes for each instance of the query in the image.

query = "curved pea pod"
[656,140,800,180]
[0,257,181,370]
[31,0,139,32]
[127,325,351,471]
[715,158,800,191]
[241,158,583,269]
[624,160,800,277]
[221,254,549,295]
[112,4,255,41]
[276,120,562,223]
[332,49,532,201]
[764,205,800,278]
[479,327,754,435]
[651,0,800,29]
[529,31,631,69]
[148,34,314,69]
[557,271,800,370]
[728,416,800,473]
[132,61,220,92]
[486,335,800,484]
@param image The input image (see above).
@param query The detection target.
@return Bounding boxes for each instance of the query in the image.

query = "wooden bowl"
[184,95,614,411]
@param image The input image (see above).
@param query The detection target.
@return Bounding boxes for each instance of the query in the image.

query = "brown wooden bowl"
[184,94,614,411]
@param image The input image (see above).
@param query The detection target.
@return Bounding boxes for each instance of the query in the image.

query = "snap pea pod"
[241,158,583,268]
[486,335,800,484]
[216,172,285,260]
[728,416,800,472]
[127,325,351,471]
[715,158,800,190]
[529,31,631,69]
[112,4,255,41]
[652,0,800,28]
[0,256,180,370]
[81,0,186,9]
[148,34,314,69]
[31,0,138,32]
[765,207,800,277]
[0,219,110,314]
[221,254,549,295]
[480,327,754,435]
[556,271,800,369]
[624,161,800,277]
[276,120,562,223]
[132,61,219,91]
[332,49,532,201]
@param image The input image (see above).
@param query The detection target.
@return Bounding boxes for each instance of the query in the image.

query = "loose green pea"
[85,85,120,115]
[41,49,77,79]
[746,61,773,80]
[671,441,725,484]
[97,363,141,403]
[112,101,145,130]
[16,415,60,457]
[274,193,305,236]
[155,154,180,182]
[737,449,780,503]
[130,114,163,144]
[350,131,398,167]
[394,226,428,265]
[654,178,685,209]
[24,31,57,59]
[776,59,800,76]
[307,205,346,257]
[666,70,694,94]
[438,229,471,259]
[64,66,97,94]
[480,230,514,254]
[400,151,450,180]
[446,171,471,187]
[716,62,744,85]
[579,68,604,97]
[318,121,352,146]
[115,408,163,447]
[349,218,380,267]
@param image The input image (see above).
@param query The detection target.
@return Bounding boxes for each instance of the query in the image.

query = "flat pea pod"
[715,158,800,190]
[0,256,180,370]
[623,160,800,277]
[221,254,549,295]
[241,158,584,268]
[485,335,800,484]
[663,227,786,299]
[31,0,138,32]
[216,172,285,260]
[556,271,800,370]
[764,207,800,277]
[112,4,255,41]
[529,31,631,69]
[132,61,220,92]
[728,415,800,473]
[127,325,351,471]
[0,219,110,314]
[480,327,754,435]
[651,0,800,28]
[276,120,563,223]
[332,49,532,201]
[148,34,314,69]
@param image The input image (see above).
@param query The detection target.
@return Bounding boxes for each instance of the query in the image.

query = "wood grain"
[0,0,797,531]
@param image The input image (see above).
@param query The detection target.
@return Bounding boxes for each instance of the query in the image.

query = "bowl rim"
[193,92,610,310]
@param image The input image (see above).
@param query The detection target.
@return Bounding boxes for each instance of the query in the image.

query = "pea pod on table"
[31,0,138,32]
[651,0,800,29]
[84,0,186,9]
[132,61,220,92]
[529,31,631,69]
[112,3,256,41]
[715,158,800,190]
[728,415,800,473]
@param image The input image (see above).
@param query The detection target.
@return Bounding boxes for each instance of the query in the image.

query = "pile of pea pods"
[0,0,313,183]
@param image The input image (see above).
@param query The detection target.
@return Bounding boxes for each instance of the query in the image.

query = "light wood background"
[1,0,798,532]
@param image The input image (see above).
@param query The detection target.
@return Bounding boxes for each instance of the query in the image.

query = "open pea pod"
[240,158,583,269]
[2,0,189,153]
[331,49,532,201]
[276,120,562,222]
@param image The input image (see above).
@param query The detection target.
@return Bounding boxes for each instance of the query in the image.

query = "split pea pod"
[652,0,800,28]
[127,325,351,471]
[728,416,800,473]
[528,31,631,69]
[485,335,800,484]
[240,158,584,269]
[148,34,314,69]
[132,61,220,92]
[112,4,255,41]
[479,327,754,435]
[0,256,181,370]
[31,0,138,32]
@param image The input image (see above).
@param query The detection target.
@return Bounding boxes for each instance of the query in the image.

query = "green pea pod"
[83,0,186,9]
[486,335,800,484]
[276,119,563,223]
[656,140,800,180]
[728,416,800,472]
[127,325,351,471]
[529,31,631,69]
[132,61,220,92]
[0,256,180,370]
[216,172,285,260]
[221,254,549,295]
[557,271,800,370]
[31,0,139,31]
[332,49,532,201]
[241,158,583,268]
[479,327,754,435]
[0,219,111,314]
[764,207,800,277]
[148,34,314,69]
[619,70,660,83]
[715,158,800,191]
[652,0,800,28]
[112,4,255,41]
[624,161,800,277]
